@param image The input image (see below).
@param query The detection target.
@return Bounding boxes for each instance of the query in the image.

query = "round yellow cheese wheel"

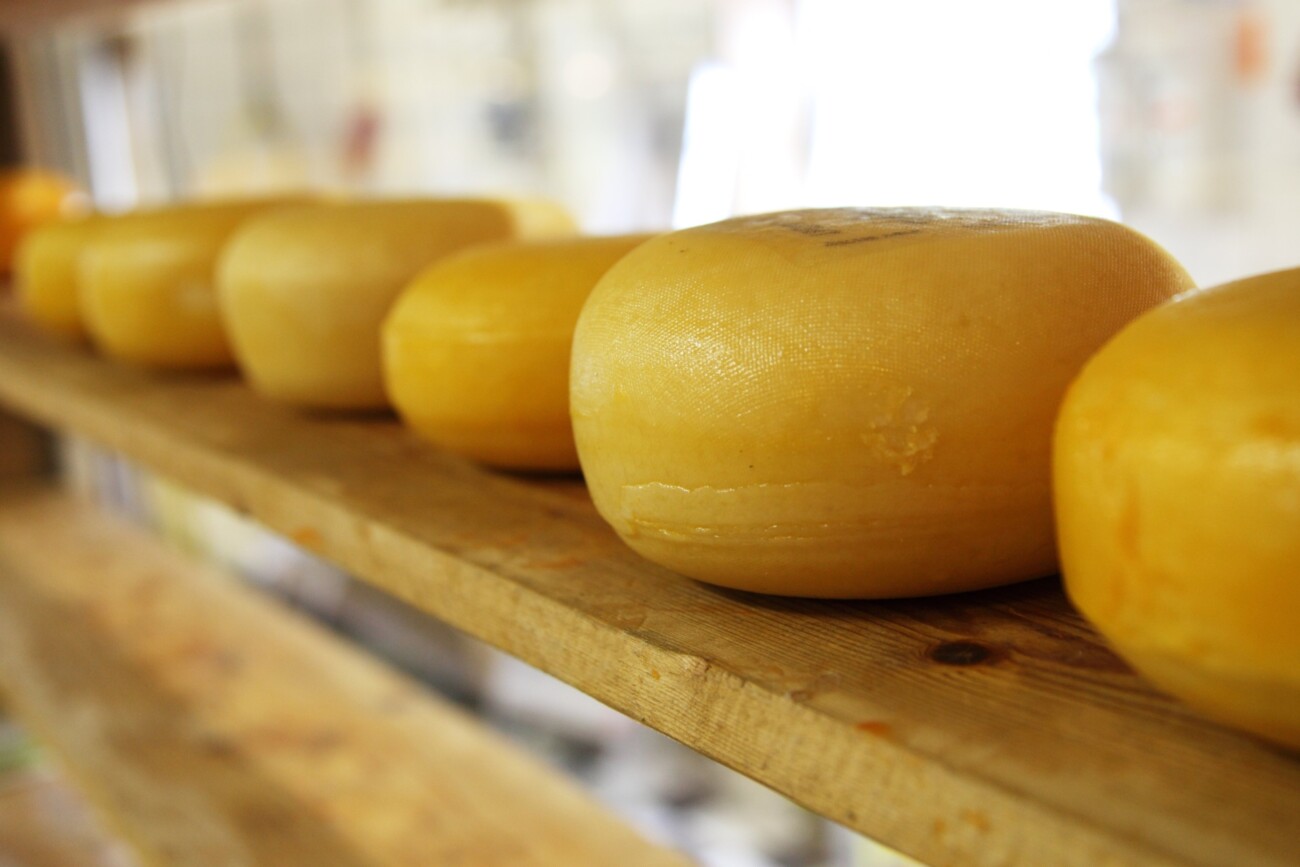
[0,168,82,275]
[80,199,297,369]
[384,234,655,470]
[571,208,1193,598]
[1055,267,1300,748]
[218,198,576,409]
[15,215,101,341]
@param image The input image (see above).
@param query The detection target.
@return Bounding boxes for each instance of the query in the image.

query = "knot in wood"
[928,640,998,666]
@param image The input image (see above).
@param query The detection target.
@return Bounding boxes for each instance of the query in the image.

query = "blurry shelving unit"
[3,1,1300,867]
[0,471,692,867]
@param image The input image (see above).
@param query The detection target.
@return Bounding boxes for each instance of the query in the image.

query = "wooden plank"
[0,487,691,867]
[0,310,1298,867]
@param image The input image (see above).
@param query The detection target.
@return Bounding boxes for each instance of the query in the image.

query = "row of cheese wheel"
[13,196,1299,750]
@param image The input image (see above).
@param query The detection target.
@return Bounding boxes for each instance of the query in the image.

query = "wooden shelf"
[0,485,689,867]
[1,310,1298,867]
[0,764,137,867]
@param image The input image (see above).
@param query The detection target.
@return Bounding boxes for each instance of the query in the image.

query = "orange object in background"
[0,168,82,276]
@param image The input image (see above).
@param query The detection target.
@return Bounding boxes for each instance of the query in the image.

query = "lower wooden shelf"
[1,310,1298,867]
[0,764,138,867]
[0,486,688,867]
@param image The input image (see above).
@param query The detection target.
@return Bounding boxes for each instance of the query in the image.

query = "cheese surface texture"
[218,199,575,409]
[384,234,653,470]
[1055,267,1300,748]
[15,216,100,341]
[571,208,1193,598]
[80,200,294,369]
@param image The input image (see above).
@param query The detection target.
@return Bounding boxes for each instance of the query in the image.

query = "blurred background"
[1,1,1298,866]
[5,0,1300,283]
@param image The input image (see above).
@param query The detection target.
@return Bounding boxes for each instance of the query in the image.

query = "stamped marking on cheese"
[822,229,922,248]
[737,208,1084,255]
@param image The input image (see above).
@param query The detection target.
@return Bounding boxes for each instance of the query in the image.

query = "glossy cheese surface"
[384,234,653,470]
[572,208,1193,598]
[80,200,294,369]
[15,216,100,341]
[218,199,576,409]
[1055,267,1300,748]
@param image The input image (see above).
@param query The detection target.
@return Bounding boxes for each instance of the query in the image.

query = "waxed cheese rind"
[384,234,653,469]
[1055,266,1300,748]
[219,199,576,409]
[80,201,291,369]
[571,207,1194,598]
[14,216,100,341]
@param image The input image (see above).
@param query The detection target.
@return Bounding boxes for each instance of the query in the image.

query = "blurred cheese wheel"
[571,208,1193,598]
[384,234,654,470]
[0,168,82,275]
[218,199,576,409]
[15,216,100,341]
[1055,267,1300,748]
[81,199,297,369]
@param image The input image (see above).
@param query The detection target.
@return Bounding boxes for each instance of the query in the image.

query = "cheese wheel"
[218,199,576,409]
[15,216,100,341]
[1055,267,1300,748]
[80,199,297,369]
[571,208,1193,598]
[384,234,654,470]
[0,168,81,275]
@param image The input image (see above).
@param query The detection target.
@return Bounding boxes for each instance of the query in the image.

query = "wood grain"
[0,487,690,867]
[1,311,1298,867]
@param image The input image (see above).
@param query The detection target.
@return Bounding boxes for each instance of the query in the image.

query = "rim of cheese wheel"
[571,207,1194,598]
